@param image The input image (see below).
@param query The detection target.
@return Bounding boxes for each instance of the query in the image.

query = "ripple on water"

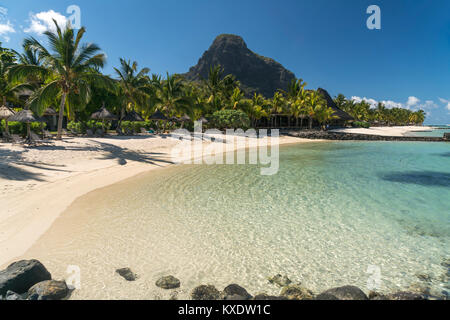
[22,141,450,299]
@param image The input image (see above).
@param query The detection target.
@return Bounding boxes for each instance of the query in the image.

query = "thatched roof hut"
[180,114,191,122]
[43,107,58,116]
[149,109,168,121]
[91,106,117,120]
[317,88,354,121]
[198,117,209,124]
[122,110,144,122]
[8,109,39,123]
[0,105,15,119]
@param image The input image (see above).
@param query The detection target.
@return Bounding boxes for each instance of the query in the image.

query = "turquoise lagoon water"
[24,141,450,299]
[407,126,450,138]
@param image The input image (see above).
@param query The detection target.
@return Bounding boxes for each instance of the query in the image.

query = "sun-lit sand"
[0,133,306,267]
[330,125,433,136]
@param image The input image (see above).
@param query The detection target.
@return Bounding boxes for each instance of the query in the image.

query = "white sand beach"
[330,125,434,136]
[0,134,306,268]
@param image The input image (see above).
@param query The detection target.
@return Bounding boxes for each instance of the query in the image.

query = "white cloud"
[350,96,439,115]
[351,96,378,108]
[24,10,68,35]
[0,7,15,42]
[439,98,450,112]
[406,96,420,107]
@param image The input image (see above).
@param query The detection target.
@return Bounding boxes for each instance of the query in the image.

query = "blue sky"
[0,0,449,124]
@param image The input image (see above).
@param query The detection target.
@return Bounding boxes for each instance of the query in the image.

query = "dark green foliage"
[210,109,250,130]
[352,121,370,128]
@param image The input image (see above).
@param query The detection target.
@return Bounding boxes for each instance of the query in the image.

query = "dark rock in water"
[222,284,252,300]
[441,258,450,269]
[388,291,425,300]
[0,260,51,295]
[253,293,288,300]
[317,286,368,300]
[368,291,389,300]
[191,285,221,300]
[315,293,340,300]
[155,275,181,289]
[116,268,138,281]
[416,273,433,282]
[184,34,296,98]
[280,284,314,300]
[6,290,24,300]
[268,274,292,287]
[27,280,69,300]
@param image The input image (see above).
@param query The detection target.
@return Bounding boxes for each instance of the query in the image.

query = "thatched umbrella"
[8,109,39,142]
[43,107,58,116]
[149,109,168,121]
[149,109,168,133]
[198,117,209,124]
[0,105,15,138]
[179,114,191,129]
[91,103,117,132]
[122,110,144,122]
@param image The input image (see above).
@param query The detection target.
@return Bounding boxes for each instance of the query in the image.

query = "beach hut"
[91,103,118,132]
[0,104,15,138]
[122,110,144,122]
[8,109,39,142]
[179,114,191,128]
[149,109,168,133]
[198,117,209,124]
[317,88,354,126]
[149,109,168,121]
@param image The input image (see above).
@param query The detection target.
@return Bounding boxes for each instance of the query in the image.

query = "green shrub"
[352,121,370,128]
[210,110,250,130]
[0,121,46,135]
[68,121,83,133]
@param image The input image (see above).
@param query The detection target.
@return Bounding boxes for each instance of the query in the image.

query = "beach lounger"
[95,129,105,137]
[43,130,55,139]
[11,134,23,144]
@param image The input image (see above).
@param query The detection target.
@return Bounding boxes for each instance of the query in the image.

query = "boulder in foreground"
[155,275,181,289]
[0,260,51,295]
[316,285,368,300]
[222,284,252,300]
[191,285,221,300]
[27,280,69,300]
[116,268,138,281]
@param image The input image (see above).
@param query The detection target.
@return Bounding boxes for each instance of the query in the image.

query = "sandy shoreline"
[0,134,307,267]
[0,125,438,268]
[330,125,434,136]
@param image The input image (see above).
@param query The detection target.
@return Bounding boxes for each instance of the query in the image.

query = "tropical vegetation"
[0,20,426,140]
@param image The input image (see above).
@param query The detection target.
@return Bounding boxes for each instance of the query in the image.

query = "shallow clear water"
[406,127,450,138]
[23,141,450,299]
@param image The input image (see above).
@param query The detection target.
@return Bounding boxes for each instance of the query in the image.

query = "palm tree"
[114,58,152,129]
[0,51,18,136]
[306,90,323,129]
[314,103,338,130]
[9,20,114,139]
[282,78,307,126]
[246,93,268,127]
[269,91,285,127]
[156,73,192,129]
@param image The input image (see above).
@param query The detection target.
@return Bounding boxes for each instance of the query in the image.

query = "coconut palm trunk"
[56,92,67,140]
[2,96,10,137]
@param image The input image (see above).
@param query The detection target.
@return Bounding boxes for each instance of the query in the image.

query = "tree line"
[0,21,425,140]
